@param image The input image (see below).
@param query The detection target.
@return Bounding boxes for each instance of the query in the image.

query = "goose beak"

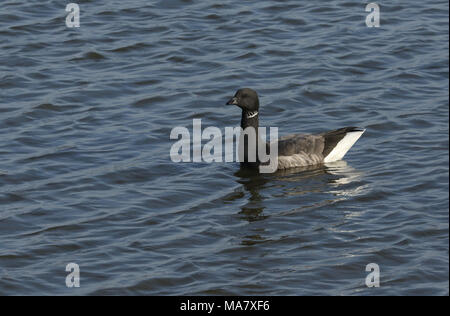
[226,97,238,106]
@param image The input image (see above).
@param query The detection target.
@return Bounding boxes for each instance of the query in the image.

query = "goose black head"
[226,88,259,112]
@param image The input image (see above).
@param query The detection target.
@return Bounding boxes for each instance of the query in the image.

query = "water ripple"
[0,0,448,296]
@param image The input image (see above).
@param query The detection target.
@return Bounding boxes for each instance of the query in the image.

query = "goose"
[226,88,365,171]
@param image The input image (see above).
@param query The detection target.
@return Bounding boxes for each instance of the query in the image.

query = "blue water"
[0,0,448,295]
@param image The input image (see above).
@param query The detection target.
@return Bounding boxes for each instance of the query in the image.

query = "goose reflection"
[233,167,268,222]
[232,161,367,245]
[233,160,366,221]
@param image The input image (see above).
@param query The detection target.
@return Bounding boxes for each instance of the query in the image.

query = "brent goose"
[226,88,365,170]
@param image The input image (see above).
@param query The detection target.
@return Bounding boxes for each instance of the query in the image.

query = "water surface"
[0,0,448,295]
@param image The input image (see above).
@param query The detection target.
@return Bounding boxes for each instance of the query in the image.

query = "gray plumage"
[275,127,365,169]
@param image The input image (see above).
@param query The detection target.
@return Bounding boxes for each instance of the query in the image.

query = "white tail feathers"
[323,130,365,163]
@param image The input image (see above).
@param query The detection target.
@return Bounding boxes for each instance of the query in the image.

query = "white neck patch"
[246,111,258,119]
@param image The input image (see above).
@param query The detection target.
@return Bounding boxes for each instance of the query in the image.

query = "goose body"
[226,88,365,171]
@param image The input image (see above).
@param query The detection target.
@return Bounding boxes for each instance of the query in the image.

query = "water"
[0,0,448,295]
